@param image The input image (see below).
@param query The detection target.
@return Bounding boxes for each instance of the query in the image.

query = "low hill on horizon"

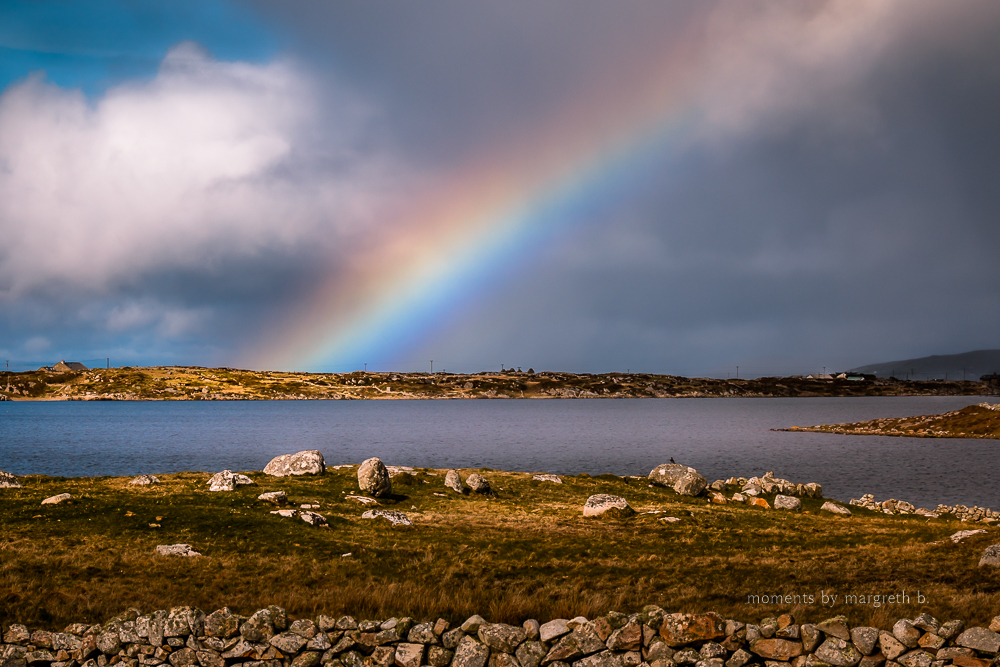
[850,349,1000,380]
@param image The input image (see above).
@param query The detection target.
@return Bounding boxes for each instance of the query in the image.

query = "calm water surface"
[1,396,996,509]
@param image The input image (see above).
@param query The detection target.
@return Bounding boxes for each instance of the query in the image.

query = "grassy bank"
[781,402,1000,438]
[1,467,998,630]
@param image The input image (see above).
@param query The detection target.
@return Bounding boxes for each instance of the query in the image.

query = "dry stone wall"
[3,608,1000,667]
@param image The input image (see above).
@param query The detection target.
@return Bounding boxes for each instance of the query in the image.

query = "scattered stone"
[673,471,708,497]
[41,493,72,505]
[207,470,255,492]
[532,475,562,484]
[749,498,771,509]
[821,502,852,517]
[155,544,202,557]
[950,530,987,543]
[263,451,325,477]
[0,470,22,488]
[466,473,492,495]
[129,475,160,486]
[258,491,287,505]
[774,495,802,511]
[361,509,413,526]
[357,457,392,497]
[660,516,682,523]
[978,544,1000,568]
[445,470,467,494]
[346,495,380,505]
[583,494,635,518]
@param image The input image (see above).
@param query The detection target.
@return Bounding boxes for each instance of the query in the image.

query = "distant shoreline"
[1,366,996,401]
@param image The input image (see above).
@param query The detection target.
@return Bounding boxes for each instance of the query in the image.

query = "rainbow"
[247,35,704,372]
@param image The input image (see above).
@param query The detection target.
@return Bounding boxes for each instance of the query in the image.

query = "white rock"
[950,529,987,543]
[263,450,325,477]
[156,544,202,557]
[41,493,72,505]
[346,495,380,505]
[0,471,24,488]
[362,509,413,526]
[980,544,1000,568]
[821,502,852,517]
[774,495,802,511]
[129,475,160,486]
[532,474,562,484]
[258,491,288,505]
[582,494,635,517]
[207,470,256,492]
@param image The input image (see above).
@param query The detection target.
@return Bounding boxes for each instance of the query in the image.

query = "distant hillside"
[850,349,1000,380]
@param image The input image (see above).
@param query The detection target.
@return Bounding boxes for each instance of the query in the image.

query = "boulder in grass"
[207,470,255,492]
[263,450,325,477]
[532,474,562,484]
[774,495,802,511]
[156,544,202,557]
[258,491,288,505]
[821,502,852,517]
[466,473,492,495]
[41,493,72,505]
[673,471,708,497]
[979,544,1000,568]
[362,509,413,526]
[649,463,698,487]
[357,457,392,497]
[0,470,23,488]
[582,494,635,518]
[445,470,466,494]
[130,475,160,486]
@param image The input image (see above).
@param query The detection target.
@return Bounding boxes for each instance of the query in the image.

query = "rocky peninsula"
[1,368,994,401]
[778,403,1000,439]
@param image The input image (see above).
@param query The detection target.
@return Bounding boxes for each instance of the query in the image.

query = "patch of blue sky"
[0,0,278,96]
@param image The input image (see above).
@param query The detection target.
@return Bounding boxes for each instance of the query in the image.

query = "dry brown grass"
[1,468,998,630]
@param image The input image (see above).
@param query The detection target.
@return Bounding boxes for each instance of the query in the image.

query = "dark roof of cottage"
[54,360,88,371]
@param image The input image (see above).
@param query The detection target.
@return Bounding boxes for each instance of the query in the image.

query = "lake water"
[1,396,996,510]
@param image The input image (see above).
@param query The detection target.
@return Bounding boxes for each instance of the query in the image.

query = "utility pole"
[736,366,739,379]
[107,358,109,369]
[430,360,433,374]
[364,363,367,372]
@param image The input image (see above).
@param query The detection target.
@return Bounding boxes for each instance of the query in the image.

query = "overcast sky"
[1,0,998,376]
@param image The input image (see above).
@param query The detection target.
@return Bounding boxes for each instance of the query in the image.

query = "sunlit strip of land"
[781,403,1000,439]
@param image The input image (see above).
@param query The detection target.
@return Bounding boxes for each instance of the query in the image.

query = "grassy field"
[2,467,999,631]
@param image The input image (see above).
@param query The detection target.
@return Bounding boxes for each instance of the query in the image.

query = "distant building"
[52,360,88,372]
[981,372,1000,387]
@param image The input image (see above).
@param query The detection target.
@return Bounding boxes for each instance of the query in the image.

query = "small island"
[778,402,1000,438]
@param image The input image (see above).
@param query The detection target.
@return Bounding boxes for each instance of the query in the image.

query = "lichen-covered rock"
[0,470,22,488]
[478,625,527,654]
[821,502,852,517]
[955,627,1000,654]
[358,457,392,497]
[270,632,308,654]
[583,495,635,518]
[774,495,802,511]
[41,493,72,505]
[896,650,932,667]
[814,638,862,666]
[258,491,287,505]
[453,636,490,667]
[362,509,413,526]
[673,472,708,497]
[466,473,492,495]
[516,641,547,667]
[750,639,803,660]
[207,470,255,492]
[816,617,850,641]
[543,626,606,664]
[979,544,1000,568]
[445,470,466,494]
[851,628,879,656]
[532,475,562,484]
[263,451,325,477]
[878,632,906,660]
[395,643,425,667]
[155,544,201,557]
[204,609,240,638]
[129,475,160,486]
[648,464,698,487]
[659,613,725,647]
[892,621,920,649]
[540,620,571,643]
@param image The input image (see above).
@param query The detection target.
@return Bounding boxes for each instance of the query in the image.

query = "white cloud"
[0,42,397,300]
